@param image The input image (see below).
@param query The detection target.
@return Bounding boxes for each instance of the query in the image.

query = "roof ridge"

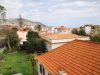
[35,40,100,58]
[35,40,77,57]
[74,39,100,44]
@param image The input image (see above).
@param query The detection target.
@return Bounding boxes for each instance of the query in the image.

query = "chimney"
[59,71,67,75]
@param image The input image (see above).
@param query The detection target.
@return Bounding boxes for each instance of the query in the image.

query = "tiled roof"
[35,40,100,75]
[43,33,84,40]
[39,33,54,37]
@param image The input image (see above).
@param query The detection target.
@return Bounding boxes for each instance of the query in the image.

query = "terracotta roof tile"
[35,40,100,75]
[43,33,85,40]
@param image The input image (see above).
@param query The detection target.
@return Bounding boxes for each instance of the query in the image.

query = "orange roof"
[39,32,54,37]
[43,33,84,40]
[35,40,100,75]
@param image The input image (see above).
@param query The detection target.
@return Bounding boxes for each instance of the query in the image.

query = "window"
[40,64,42,74]
[40,64,45,75]
[43,67,45,75]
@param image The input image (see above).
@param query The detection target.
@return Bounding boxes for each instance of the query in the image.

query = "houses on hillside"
[54,26,72,34]
[39,26,72,34]
[35,40,100,75]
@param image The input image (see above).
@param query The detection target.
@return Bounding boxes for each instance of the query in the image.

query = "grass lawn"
[0,51,35,75]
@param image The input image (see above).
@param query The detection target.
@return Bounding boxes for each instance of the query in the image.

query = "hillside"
[0,18,48,28]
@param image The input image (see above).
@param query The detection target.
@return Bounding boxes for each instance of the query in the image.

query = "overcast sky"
[0,0,100,27]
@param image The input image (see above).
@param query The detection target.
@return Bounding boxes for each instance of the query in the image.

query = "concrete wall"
[51,43,66,50]
[45,37,90,50]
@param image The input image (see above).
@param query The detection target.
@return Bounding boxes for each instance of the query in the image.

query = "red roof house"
[35,40,100,75]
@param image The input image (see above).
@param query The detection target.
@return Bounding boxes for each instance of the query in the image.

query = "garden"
[0,51,36,75]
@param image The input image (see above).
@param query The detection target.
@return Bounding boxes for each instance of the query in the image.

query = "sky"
[0,0,100,27]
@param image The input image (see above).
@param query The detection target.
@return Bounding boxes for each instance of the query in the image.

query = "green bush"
[90,35,100,42]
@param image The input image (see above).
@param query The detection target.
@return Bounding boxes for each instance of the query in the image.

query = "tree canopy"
[27,30,46,53]
[5,28,19,52]
[72,29,78,35]
[90,34,100,42]
[78,29,86,36]
[35,24,42,31]
[0,5,6,22]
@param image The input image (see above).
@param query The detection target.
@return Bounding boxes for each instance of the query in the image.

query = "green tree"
[5,29,19,52]
[11,27,18,32]
[78,29,86,36]
[72,29,78,35]
[0,5,6,22]
[90,34,100,42]
[27,31,40,39]
[27,30,46,53]
[35,24,42,31]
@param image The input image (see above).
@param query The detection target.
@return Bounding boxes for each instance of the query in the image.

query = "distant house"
[42,33,89,50]
[35,40,100,75]
[84,25,92,35]
[57,26,71,34]
[17,27,28,45]
[54,26,72,34]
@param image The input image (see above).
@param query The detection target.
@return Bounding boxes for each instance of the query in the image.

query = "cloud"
[26,0,100,22]
[27,0,100,22]
[0,0,100,26]
[0,0,23,18]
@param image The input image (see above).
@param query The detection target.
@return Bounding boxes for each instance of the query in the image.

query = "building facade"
[42,33,89,50]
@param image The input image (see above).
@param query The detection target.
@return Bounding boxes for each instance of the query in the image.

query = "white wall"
[51,43,66,50]
[37,61,50,75]
[45,37,90,50]
[85,26,91,35]
[77,37,90,40]
[37,62,41,75]
[17,31,27,44]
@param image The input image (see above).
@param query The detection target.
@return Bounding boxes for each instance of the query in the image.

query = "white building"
[84,25,92,35]
[17,28,28,44]
[53,26,72,34]
[42,33,89,51]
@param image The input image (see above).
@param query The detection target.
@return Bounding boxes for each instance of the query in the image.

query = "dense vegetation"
[0,5,6,21]
[90,34,100,42]
[78,29,86,36]
[72,29,78,35]
[4,28,19,52]
[26,30,47,53]
[72,28,86,36]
